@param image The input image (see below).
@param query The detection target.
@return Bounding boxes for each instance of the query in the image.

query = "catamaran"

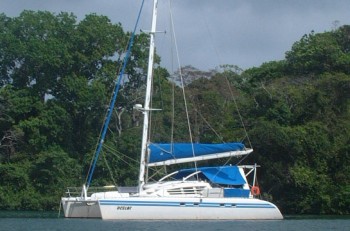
[61,0,283,220]
[97,0,282,220]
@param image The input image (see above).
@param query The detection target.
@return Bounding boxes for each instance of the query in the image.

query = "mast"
[138,0,158,192]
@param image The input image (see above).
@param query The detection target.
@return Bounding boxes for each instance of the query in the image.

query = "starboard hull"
[61,198,101,218]
[98,197,283,220]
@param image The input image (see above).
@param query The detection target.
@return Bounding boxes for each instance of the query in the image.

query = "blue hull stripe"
[99,200,275,209]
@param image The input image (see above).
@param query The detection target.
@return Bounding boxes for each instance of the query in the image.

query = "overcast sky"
[1,0,350,72]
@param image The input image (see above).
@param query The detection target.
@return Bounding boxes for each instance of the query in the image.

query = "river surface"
[0,211,349,231]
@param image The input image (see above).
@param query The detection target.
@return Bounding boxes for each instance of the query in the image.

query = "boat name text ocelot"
[117,206,132,210]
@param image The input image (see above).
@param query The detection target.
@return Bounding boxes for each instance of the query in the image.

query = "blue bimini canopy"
[148,142,252,166]
[174,166,246,186]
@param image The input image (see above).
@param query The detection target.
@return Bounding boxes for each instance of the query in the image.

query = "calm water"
[0,212,349,231]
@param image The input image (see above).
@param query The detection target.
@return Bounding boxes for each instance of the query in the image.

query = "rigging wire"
[169,0,198,173]
[166,2,253,182]
[147,0,176,179]
[200,3,253,151]
[224,72,253,149]
[101,151,117,186]
[103,144,139,165]
[193,108,224,142]
[201,6,222,69]
[168,0,176,160]
[85,0,146,189]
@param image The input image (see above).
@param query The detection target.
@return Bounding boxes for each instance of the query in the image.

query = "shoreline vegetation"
[0,210,349,219]
[0,11,349,215]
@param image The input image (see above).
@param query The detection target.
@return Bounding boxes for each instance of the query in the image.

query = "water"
[0,212,349,231]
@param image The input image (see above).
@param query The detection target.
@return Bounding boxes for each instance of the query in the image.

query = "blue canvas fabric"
[148,142,245,164]
[174,166,246,186]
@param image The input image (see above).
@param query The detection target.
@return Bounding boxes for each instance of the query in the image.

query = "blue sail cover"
[174,166,246,185]
[148,142,245,164]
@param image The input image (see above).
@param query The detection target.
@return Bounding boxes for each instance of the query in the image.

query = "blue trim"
[224,188,250,197]
[99,200,275,209]
[86,0,146,188]
[175,166,246,186]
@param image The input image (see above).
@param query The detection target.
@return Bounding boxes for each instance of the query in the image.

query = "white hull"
[98,197,283,220]
[60,0,284,221]
[61,198,100,218]
[61,190,129,218]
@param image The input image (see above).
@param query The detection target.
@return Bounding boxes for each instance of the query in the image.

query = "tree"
[0,10,349,214]
[30,146,81,210]
[0,11,78,100]
[285,27,350,75]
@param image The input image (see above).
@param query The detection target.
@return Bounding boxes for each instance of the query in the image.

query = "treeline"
[0,11,349,215]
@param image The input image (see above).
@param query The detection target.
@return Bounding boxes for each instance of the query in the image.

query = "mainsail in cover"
[148,142,253,166]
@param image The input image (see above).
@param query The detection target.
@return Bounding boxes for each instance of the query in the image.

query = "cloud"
[2,0,350,71]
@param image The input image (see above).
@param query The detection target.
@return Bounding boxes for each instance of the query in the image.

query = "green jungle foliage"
[0,11,349,215]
